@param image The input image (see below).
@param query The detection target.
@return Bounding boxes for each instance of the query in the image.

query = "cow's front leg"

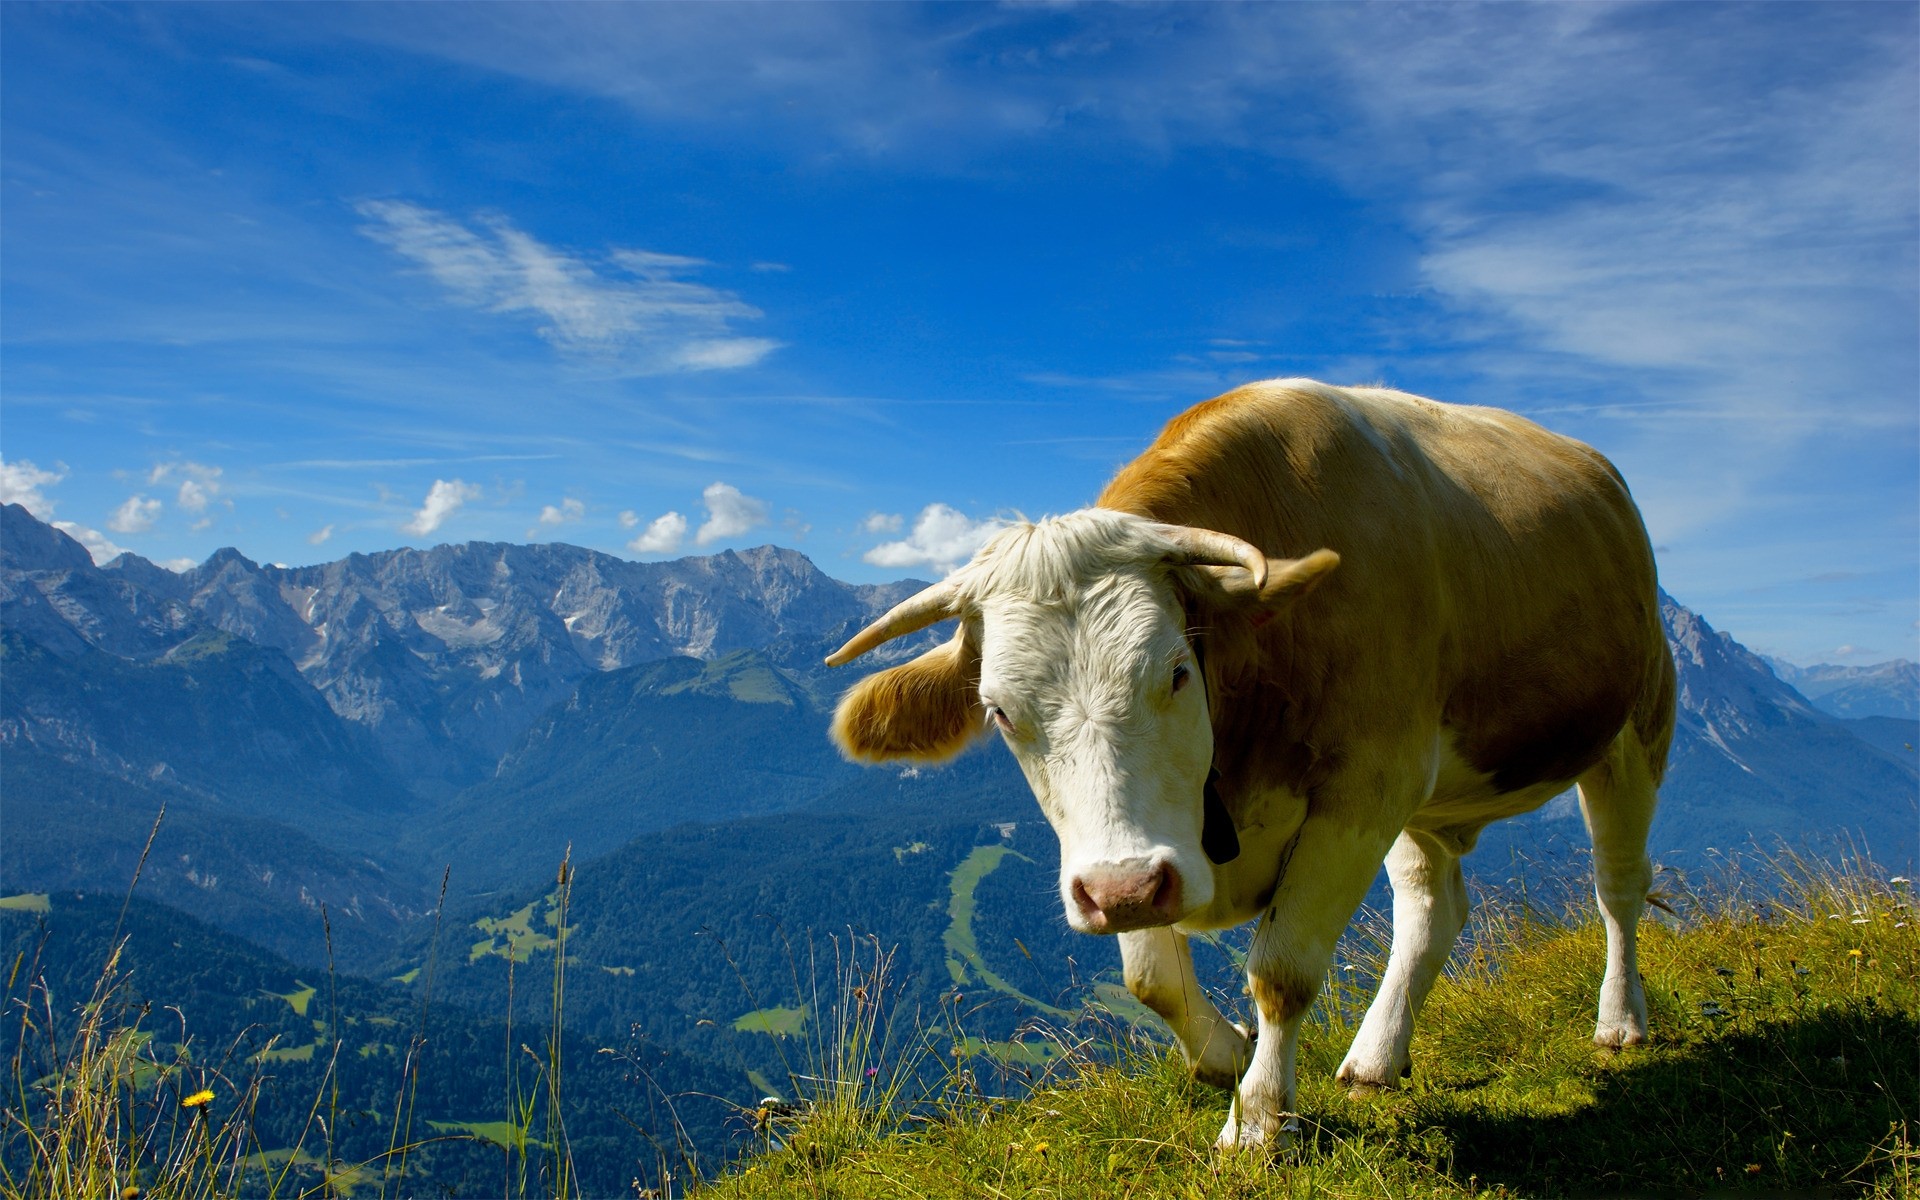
[1337,827,1469,1092]
[1218,816,1397,1151]
[1119,927,1249,1088]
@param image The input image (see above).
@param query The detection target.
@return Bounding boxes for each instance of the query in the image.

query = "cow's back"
[1099,379,1673,803]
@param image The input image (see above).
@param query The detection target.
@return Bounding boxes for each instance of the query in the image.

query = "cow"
[824,379,1675,1150]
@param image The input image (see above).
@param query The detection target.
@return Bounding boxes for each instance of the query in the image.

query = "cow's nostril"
[1152,864,1179,912]
[1070,876,1097,917]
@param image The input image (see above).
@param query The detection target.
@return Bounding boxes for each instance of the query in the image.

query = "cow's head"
[826,508,1337,934]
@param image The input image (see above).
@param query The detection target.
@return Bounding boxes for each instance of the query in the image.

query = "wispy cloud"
[107,494,161,533]
[355,200,781,373]
[308,523,335,546]
[694,481,769,545]
[402,478,482,537]
[274,454,563,470]
[860,511,903,534]
[864,503,1008,575]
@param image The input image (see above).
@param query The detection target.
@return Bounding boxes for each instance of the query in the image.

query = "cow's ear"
[1179,548,1340,614]
[830,629,984,764]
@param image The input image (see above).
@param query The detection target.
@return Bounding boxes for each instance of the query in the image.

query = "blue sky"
[3,3,1914,665]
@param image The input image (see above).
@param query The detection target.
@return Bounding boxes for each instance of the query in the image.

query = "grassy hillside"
[695,859,1917,1199]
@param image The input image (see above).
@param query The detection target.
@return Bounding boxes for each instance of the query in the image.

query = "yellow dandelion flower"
[1033,1141,1050,1156]
[1849,949,1864,958]
[180,1089,214,1109]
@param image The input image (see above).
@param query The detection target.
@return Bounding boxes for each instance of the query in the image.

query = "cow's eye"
[985,706,1014,733]
[1171,663,1192,695]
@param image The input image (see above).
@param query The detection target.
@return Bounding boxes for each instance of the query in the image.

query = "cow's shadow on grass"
[1305,1005,1915,1197]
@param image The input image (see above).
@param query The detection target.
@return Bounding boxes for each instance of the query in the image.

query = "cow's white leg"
[1336,828,1468,1092]
[1120,927,1249,1088]
[1218,816,1397,1152]
[1578,733,1659,1048]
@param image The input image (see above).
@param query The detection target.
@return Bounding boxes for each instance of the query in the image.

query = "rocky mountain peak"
[0,503,94,574]
[1661,589,1821,730]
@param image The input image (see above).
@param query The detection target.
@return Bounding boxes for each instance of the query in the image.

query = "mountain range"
[4,499,1914,1185]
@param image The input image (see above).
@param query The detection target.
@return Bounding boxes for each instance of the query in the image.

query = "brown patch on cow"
[1444,582,1667,793]
[1249,971,1316,1024]
[829,631,984,764]
[1102,381,1672,808]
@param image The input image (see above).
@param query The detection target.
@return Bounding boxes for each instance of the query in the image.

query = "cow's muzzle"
[1069,859,1184,933]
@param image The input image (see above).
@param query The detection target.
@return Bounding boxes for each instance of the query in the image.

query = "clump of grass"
[697,853,1918,1198]
[1,937,270,1199]
[723,932,941,1192]
[0,810,466,1200]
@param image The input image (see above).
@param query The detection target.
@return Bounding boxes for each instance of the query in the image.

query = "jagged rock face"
[1662,590,1825,738]
[3,504,922,789]
[1,505,204,661]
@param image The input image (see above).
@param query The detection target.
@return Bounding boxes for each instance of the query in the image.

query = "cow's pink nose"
[1070,861,1183,933]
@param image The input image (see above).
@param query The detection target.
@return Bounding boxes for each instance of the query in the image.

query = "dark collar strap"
[1191,632,1240,864]
[1202,768,1241,864]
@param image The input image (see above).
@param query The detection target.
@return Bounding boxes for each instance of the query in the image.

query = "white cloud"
[108,495,162,534]
[617,509,640,528]
[1,458,66,515]
[356,200,782,373]
[539,497,586,526]
[51,521,126,565]
[308,524,335,546]
[159,557,197,573]
[627,511,687,555]
[860,511,904,534]
[147,462,224,513]
[864,503,1009,574]
[402,478,483,537]
[694,481,770,545]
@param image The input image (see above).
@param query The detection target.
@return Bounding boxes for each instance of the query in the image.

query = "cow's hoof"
[1592,1023,1649,1050]
[1334,1053,1408,1096]
[1191,1060,1240,1090]
[1190,1021,1254,1089]
[1213,1112,1299,1153]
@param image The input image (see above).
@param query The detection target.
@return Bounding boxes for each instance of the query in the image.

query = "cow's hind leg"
[1119,927,1249,1088]
[1577,731,1659,1048]
[1336,827,1469,1093]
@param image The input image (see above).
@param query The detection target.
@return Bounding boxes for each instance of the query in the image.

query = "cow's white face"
[827,506,1335,936]
[972,569,1217,934]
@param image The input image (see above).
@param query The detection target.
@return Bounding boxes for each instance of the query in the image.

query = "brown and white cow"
[825,379,1675,1150]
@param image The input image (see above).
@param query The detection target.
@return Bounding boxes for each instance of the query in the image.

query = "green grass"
[735,1005,811,1037]
[694,859,1918,1198]
[0,897,49,916]
[467,891,575,964]
[260,982,317,1017]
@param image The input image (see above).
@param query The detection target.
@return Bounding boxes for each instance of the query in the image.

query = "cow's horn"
[1155,525,1268,592]
[824,582,964,666]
